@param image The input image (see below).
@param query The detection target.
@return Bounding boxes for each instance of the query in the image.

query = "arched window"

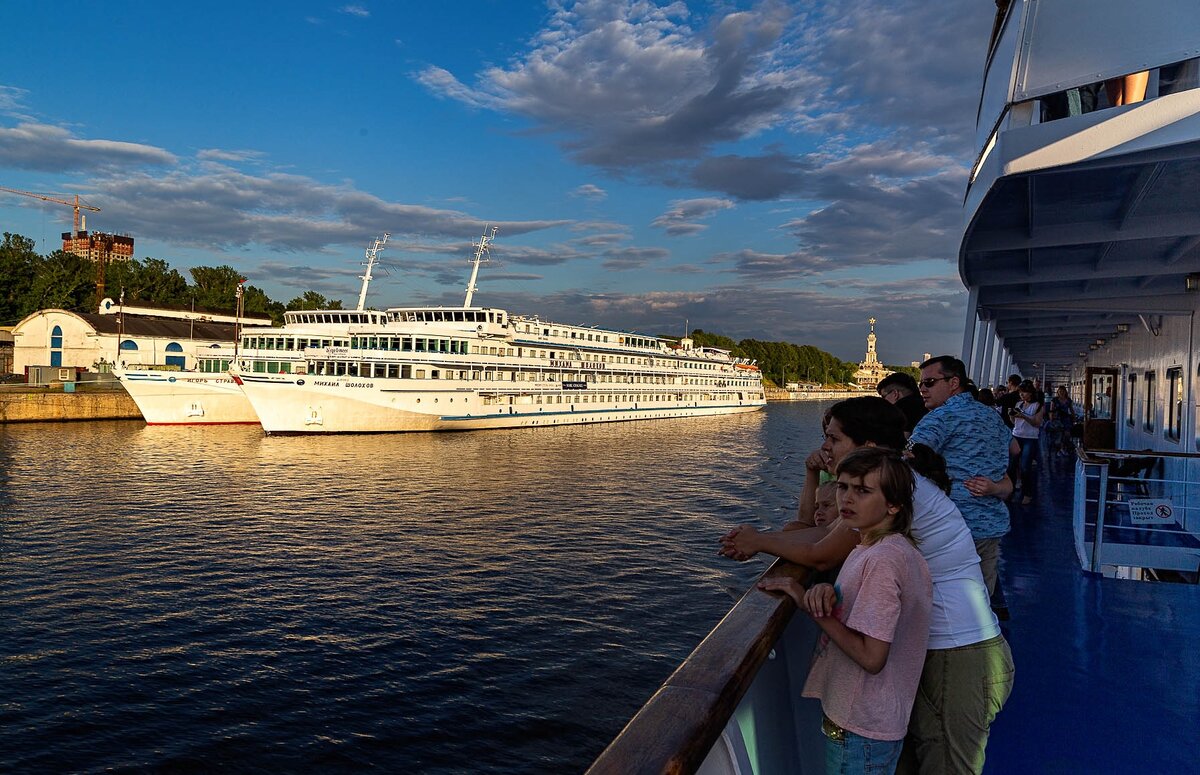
[50,325,63,367]
[165,342,186,369]
[120,340,139,351]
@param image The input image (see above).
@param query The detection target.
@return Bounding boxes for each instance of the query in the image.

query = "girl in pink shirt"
[760,447,932,774]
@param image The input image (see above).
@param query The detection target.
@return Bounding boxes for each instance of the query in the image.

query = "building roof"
[79,313,245,341]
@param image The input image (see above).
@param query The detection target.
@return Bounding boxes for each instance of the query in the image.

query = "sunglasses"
[918,376,953,389]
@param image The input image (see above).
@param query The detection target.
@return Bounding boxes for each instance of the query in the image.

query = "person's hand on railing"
[756,575,805,608]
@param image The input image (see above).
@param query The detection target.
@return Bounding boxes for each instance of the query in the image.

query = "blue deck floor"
[984,453,1200,774]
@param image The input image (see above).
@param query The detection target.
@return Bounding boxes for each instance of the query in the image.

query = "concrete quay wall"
[0,387,142,423]
[765,387,864,402]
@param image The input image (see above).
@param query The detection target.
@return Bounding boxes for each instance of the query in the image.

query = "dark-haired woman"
[720,396,1014,774]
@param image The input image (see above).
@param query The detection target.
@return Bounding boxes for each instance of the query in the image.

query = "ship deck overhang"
[960,90,1200,375]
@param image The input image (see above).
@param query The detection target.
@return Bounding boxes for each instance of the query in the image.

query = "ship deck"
[985,453,1200,774]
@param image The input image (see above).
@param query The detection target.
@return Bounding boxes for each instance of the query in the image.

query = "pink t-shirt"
[802,533,933,741]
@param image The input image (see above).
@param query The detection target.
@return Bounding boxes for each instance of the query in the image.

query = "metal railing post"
[1091,465,1109,573]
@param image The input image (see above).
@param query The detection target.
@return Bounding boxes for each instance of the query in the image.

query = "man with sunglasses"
[908,356,1013,598]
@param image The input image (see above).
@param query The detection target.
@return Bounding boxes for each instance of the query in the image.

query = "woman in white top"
[1009,380,1044,505]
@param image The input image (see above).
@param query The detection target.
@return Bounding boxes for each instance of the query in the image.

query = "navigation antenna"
[463,225,498,308]
[357,232,390,310]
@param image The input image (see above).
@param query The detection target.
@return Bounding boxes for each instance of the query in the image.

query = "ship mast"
[463,226,497,308]
[357,233,390,311]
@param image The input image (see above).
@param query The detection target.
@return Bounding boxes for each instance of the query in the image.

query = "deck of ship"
[985,451,1200,774]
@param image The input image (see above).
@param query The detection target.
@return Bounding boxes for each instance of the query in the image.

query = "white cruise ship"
[234,230,766,433]
[116,235,392,425]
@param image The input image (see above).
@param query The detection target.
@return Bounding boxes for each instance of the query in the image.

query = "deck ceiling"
[961,142,1200,373]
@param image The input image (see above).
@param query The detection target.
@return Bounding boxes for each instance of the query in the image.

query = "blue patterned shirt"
[909,392,1011,539]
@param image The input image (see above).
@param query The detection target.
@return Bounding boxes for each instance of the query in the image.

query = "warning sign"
[1128,499,1176,525]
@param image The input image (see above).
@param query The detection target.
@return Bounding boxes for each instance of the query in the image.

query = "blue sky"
[0,1,995,363]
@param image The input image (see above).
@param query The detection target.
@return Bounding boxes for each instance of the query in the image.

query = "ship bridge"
[960,0,1200,388]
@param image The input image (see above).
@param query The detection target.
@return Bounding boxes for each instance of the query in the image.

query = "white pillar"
[960,286,979,370]
[979,319,996,386]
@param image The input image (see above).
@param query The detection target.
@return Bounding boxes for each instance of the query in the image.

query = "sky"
[0,1,995,364]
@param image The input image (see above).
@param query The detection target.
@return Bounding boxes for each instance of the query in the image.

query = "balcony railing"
[1073,449,1200,575]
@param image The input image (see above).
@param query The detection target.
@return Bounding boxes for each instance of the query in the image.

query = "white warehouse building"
[10,298,271,377]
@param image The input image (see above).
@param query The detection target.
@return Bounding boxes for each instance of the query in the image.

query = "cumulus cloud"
[570,183,607,200]
[66,165,568,253]
[601,246,669,271]
[651,197,734,236]
[0,122,177,172]
[197,148,267,163]
[417,1,812,171]
[414,0,992,277]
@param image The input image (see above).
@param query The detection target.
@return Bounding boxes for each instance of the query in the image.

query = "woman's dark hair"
[978,387,996,406]
[907,443,952,494]
[835,447,915,541]
[830,396,952,491]
[828,397,906,451]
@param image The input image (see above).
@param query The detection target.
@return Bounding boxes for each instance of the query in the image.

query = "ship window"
[1166,367,1183,441]
[1144,371,1156,431]
[120,339,139,351]
[402,365,412,379]
[415,369,425,379]
[415,338,426,352]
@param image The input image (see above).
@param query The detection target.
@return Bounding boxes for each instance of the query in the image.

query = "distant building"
[61,230,134,264]
[10,298,271,378]
[852,317,893,390]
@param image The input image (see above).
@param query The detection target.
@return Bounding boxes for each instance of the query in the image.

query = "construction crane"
[0,186,100,238]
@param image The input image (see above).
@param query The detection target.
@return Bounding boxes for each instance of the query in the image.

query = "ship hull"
[116,370,260,425]
[236,372,764,434]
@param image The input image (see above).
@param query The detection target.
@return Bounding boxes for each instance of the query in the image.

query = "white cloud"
[0,122,177,172]
[651,197,733,236]
[570,183,607,200]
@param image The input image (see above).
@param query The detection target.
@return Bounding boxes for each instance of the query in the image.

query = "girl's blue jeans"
[825,727,903,774]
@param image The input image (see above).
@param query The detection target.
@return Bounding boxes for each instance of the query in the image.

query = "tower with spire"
[853,316,893,389]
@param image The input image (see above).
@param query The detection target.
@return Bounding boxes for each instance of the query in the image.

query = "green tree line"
[0,232,343,327]
[688,329,917,387]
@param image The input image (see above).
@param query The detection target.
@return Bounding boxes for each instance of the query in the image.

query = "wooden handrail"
[587,560,811,775]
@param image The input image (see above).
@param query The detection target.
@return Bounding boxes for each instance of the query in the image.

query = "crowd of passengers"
[716,354,1061,775]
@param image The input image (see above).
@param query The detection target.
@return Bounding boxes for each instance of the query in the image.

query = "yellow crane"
[0,185,101,238]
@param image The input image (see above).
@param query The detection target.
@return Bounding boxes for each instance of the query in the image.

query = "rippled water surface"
[0,404,828,773]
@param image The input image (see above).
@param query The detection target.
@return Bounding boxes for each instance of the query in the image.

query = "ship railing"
[1072,448,1200,575]
[587,560,824,774]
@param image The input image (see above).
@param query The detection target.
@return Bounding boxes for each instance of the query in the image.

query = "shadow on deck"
[985,453,1200,774]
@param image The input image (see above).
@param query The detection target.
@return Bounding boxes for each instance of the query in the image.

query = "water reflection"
[0,405,828,772]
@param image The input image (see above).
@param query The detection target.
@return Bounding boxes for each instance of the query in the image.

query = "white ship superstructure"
[234,230,766,433]
[235,309,765,433]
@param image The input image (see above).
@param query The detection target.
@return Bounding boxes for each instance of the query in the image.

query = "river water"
[0,403,828,773]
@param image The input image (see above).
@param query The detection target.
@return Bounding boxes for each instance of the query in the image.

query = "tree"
[0,232,40,324]
[105,258,190,307]
[189,265,245,310]
[25,250,96,313]
[286,291,344,311]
